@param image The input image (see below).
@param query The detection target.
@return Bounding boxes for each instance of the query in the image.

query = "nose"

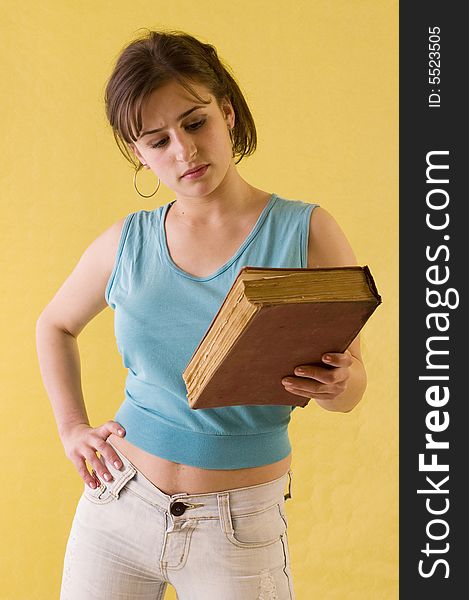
[173,131,197,162]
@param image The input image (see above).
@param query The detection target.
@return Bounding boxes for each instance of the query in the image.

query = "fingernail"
[88,480,96,488]
[103,473,112,481]
[294,367,305,375]
[114,461,121,469]
[117,429,124,435]
[323,355,332,362]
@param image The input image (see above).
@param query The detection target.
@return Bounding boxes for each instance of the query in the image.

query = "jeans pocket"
[224,502,287,549]
[83,457,137,505]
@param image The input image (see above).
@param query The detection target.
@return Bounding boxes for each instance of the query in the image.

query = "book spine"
[363,265,382,304]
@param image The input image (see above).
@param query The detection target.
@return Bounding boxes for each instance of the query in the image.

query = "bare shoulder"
[37,216,128,336]
[307,206,358,268]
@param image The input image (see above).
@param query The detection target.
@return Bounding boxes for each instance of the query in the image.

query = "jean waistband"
[96,440,292,519]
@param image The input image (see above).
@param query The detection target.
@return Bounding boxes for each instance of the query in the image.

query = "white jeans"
[60,440,295,599]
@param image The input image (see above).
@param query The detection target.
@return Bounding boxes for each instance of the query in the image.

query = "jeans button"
[170,501,187,516]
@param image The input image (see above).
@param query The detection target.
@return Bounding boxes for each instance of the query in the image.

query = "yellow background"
[0,1,398,598]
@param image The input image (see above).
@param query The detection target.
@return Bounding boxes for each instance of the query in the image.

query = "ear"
[130,142,147,167]
[220,97,235,129]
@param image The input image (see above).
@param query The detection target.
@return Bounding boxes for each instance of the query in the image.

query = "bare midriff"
[107,433,292,496]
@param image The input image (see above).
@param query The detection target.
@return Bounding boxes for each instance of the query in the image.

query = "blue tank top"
[105,193,319,469]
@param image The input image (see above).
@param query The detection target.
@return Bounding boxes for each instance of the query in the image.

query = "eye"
[150,119,206,149]
[186,119,206,131]
[151,138,168,149]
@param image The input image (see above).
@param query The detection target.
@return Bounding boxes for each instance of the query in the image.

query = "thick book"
[182,265,382,409]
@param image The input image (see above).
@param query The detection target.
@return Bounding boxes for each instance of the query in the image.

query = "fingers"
[75,456,99,490]
[281,352,352,400]
[283,379,344,398]
[65,421,126,489]
[321,351,353,368]
[102,420,126,440]
[289,352,352,383]
[287,366,346,386]
[89,423,127,486]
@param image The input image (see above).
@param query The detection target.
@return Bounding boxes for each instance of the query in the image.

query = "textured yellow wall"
[1,1,397,598]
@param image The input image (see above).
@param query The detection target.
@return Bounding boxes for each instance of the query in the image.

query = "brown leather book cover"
[182,266,382,409]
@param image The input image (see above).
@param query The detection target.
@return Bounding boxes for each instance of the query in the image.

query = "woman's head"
[104,28,257,173]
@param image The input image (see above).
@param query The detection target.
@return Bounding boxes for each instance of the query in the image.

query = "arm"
[281,206,367,412]
[36,216,128,487]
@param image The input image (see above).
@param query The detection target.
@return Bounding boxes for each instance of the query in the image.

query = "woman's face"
[131,79,235,198]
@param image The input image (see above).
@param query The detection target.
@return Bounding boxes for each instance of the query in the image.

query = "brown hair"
[104,28,257,170]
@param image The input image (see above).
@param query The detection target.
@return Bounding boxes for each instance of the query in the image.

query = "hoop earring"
[133,166,160,198]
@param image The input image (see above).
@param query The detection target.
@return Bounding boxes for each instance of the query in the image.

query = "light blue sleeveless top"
[105,193,319,469]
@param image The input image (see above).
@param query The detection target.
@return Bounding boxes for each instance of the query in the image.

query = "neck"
[171,165,264,228]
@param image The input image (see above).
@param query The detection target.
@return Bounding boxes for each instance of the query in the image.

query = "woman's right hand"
[60,421,126,489]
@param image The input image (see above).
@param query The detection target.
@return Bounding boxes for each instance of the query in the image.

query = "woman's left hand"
[281,350,353,403]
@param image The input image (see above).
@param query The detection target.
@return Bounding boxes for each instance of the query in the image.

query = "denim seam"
[280,532,294,599]
[228,502,281,519]
[162,523,197,572]
[124,485,168,514]
[224,533,283,550]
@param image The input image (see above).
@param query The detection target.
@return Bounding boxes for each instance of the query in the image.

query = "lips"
[182,164,209,177]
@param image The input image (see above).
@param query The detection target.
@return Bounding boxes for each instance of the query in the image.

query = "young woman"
[36,29,367,600]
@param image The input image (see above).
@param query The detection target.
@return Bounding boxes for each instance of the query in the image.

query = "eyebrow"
[140,105,206,137]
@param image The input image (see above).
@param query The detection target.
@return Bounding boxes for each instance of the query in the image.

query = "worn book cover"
[183,265,382,409]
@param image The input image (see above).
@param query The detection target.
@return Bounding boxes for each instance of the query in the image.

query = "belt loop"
[217,493,234,535]
[284,469,292,501]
